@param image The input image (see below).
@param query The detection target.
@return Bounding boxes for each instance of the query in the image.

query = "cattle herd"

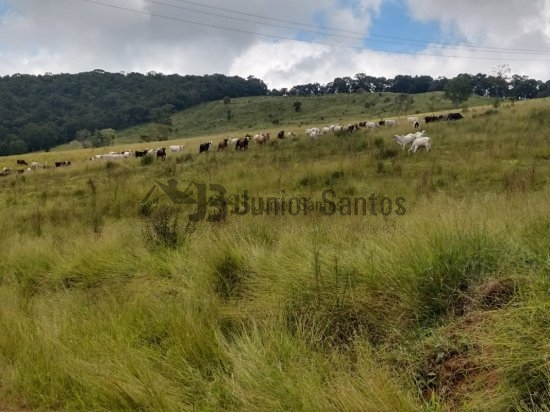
[1,112,464,175]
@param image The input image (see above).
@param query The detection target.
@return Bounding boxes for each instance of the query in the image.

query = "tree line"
[0,70,268,155]
[0,68,548,155]
[269,72,549,103]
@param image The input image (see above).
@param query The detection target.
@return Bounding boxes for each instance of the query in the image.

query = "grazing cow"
[30,162,41,169]
[409,136,431,153]
[157,147,166,161]
[218,138,229,151]
[378,120,385,126]
[347,123,359,133]
[256,133,270,144]
[424,115,440,123]
[277,131,285,139]
[358,121,366,127]
[307,129,320,139]
[135,150,148,158]
[407,116,419,124]
[16,159,28,166]
[170,145,184,152]
[199,141,213,154]
[55,161,71,167]
[447,112,464,120]
[235,137,250,151]
[384,119,398,127]
[104,153,124,160]
[393,134,417,150]
[365,121,378,128]
[393,131,426,150]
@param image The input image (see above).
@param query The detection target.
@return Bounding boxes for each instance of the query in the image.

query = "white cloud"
[0,0,548,89]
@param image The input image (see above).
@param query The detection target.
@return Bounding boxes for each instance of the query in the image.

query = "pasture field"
[51,91,494,149]
[1,97,550,411]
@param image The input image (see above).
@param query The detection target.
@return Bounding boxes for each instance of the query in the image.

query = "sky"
[0,0,549,90]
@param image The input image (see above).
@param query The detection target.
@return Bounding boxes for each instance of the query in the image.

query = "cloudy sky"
[0,0,549,89]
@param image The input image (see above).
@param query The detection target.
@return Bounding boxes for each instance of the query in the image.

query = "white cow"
[365,121,378,128]
[393,131,427,150]
[170,145,184,152]
[384,119,398,127]
[409,136,431,153]
[393,134,417,150]
[307,129,321,139]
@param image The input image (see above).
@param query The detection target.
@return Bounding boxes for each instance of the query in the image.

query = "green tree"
[293,101,302,112]
[150,123,172,141]
[445,74,473,107]
[9,139,27,155]
[92,128,116,147]
[75,129,92,148]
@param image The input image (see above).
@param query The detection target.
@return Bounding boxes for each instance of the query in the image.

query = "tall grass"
[0,97,550,410]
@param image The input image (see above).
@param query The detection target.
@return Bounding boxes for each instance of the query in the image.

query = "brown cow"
[218,138,229,151]
[255,132,270,144]
[235,137,250,151]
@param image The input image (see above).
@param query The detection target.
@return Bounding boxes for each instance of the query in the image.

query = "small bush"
[501,166,537,193]
[140,154,154,166]
[141,206,186,249]
[176,153,193,163]
[105,160,119,170]
[214,251,250,299]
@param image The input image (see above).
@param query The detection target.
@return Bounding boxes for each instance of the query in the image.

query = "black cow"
[199,141,212,154]
[156,147,166,161]
[235,137,249,151]
[424,116,439,123]
[16,159,28,166]
[413,121,420,129]
[135,150,148,157]
[447,112,464,120]
[378,120,386,126]
[55,161,71,167]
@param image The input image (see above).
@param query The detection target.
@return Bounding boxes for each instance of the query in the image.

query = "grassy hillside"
[84,91,494,147]
[1,97,550,411]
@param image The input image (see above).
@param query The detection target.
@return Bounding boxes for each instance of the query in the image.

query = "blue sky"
[365,0,445,53]
[0,0,548,88]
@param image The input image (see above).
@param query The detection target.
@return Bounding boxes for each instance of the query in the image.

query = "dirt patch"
[477,278,516,309]
[417,313,502,410]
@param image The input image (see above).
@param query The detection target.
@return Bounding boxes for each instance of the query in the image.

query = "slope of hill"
[108,91,494,146]
[0,97,549,411]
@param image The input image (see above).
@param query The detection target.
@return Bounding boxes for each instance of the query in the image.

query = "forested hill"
[0,70,268,155]
[0,69,548,156]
